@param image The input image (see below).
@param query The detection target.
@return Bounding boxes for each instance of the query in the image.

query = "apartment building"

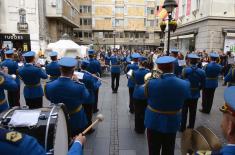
[76,0,162,51]
[170,0,235,53]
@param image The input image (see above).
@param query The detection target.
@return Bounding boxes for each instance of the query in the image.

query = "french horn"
[144,68,163,82]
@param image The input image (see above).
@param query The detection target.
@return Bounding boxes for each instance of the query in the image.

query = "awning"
[226,33,235,37]
[178,34,194,39]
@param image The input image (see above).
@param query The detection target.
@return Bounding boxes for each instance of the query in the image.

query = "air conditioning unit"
[51,1,56,7]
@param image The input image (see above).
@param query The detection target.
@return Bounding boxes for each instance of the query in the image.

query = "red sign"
[186,0,191,16]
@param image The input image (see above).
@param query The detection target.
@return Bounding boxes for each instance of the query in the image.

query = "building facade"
[170,0,235,54]
[0,0,39,52]
[0,0,80,52]
[76,0,163,51]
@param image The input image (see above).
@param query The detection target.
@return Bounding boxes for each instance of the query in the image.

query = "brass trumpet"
[144,68,163,82]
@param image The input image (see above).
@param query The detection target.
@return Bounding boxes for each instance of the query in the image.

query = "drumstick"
[82,114,104,135]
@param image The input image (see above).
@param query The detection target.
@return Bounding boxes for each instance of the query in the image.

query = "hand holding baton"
[82,114,104,136]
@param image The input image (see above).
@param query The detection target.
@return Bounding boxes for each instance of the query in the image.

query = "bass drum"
[0,104,70,155]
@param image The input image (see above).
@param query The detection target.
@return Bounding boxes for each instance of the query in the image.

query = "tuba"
[181,126,222,155]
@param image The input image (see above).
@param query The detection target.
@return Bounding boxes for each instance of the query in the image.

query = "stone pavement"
[16,74,226,155]
[82,75,226,155]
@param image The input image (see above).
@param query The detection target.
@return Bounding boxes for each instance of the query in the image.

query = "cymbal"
[181,129,211,155]
[196,126,222,151]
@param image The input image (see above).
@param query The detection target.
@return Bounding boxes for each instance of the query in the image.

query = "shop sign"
[17,22,28,31]
[0,33,30,41]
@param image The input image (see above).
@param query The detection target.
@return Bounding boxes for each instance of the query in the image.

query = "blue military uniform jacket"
[204,61,222,88]
[195,145,235,155]
[0,127,83,155]
[1,58,20,87]
[18,64,48,99]
[224,68,235,86]
[133,68,150,100]
[144,73,190,133]
[182,65,206,99]
[126,62,139,88]
[87,58,102,75]
[0,128,46,155]
[80,70,97,104]
[45,61,61,80]
[174,59,183,77]
[45,77,89,134]
[109,55,121,73]
[0,73,18,112]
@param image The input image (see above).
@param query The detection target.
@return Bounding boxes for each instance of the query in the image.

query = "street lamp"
[163,0,178,55]
[113,31,116,49]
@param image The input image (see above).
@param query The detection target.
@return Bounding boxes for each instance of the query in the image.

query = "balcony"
[46,0,80,27]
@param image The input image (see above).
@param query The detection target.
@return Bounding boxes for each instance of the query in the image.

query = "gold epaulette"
[196,150,212,155]
[0,75,4,85]
[6,131,22,143]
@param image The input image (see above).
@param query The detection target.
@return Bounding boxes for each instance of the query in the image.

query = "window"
[84,32,89,38]
[147,8,155,15]
[80,18,92,25]
[125,32,129,38]
[116,7,124,14]
[104,32,113,38]
[146,20,154,27]
[80,5,91,13]
[115,19,124,27]
[196,0,200,9]
[182,0,186,16]
[145,33,149,39]
[120,32,124,38]
[79,32,83,38]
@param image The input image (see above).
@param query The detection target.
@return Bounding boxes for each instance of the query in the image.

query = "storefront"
[223,30,235,54]
[0,33,31,52]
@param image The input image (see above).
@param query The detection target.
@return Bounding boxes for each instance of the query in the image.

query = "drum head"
[54,107,69,155]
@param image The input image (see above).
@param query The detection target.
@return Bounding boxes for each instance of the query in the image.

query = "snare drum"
[0,104,70,155]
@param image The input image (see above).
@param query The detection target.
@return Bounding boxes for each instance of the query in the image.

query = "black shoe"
[179,127,186,132]
[93,109,99,113]
[135,128,145,134]
[199,109,209,114]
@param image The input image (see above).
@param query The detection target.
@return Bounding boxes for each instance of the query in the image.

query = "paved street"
[16,74,226,155]
[82,74,226,155]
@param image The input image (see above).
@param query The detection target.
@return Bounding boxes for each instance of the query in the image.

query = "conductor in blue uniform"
[200,53,222,114]
[0,126,86,155]
[180,54,206,132]
[45,51,61,81]
[109,50,121,93]
[126,53,141,113]
[144,56,190,155]
[45,57,89,136]
[1,50,20,107]
[195,86,235,155]
[18,51,48,109]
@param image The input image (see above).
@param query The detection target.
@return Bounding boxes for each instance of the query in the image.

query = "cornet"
[144,68,163,82]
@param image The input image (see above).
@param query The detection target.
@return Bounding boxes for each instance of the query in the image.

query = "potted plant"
[160,21,167,32]
[169,20,177,32]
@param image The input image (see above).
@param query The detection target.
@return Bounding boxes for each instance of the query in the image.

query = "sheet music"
[74,71,84,80]
[9,110,41,127]
[127,69,133,78]
[37,58,46,65]
[178,60,186,66]
[18,62,24,67]
[202,62,208,67]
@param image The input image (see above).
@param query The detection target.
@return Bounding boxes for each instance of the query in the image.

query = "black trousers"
[128,88,134,113]
[147,129,176,155]
[93,89,99,111]
[7,88,20,107]
[134,99,147,133]
[202,88,216,113]
[83,104,93,126]
[111,73,120,92]
[25,97,43,109]
[181,99,198,131]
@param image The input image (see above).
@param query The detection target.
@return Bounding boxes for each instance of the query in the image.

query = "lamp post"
[113,31,116,49]
[163,0,178,56]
